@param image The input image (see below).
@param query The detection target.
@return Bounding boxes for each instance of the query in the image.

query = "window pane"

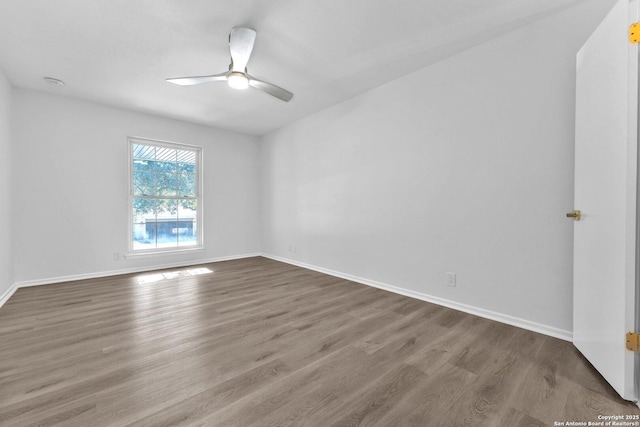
[133,171,155,196]
[178,162,195,174]
[155,161,176,172]
[177,149,196,165]
[156,171,177,196]
[133,159,153,171]
[132,198,157,250]
[133,144,155,170]
[178,172,196,197]
[155,198,174,216]
[178,200,197,247]
[155,146,176,164]
[156,199,178,248]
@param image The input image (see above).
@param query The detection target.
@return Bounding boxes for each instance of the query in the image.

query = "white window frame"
[127,136,204,256]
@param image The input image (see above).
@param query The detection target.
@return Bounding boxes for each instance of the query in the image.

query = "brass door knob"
[566,210,581,221]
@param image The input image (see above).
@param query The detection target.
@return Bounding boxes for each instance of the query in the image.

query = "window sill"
[125,247,206,259]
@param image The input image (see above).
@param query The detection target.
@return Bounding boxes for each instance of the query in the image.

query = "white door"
[573,0,638,401]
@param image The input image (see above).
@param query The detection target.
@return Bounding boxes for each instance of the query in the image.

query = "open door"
[573,0,639,401]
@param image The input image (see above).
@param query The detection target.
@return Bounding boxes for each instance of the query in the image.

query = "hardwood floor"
[0,256,638,426]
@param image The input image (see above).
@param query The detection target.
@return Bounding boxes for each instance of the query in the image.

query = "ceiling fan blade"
[166,72,228,86]
[248,76,293,102]
[229,27,256,72]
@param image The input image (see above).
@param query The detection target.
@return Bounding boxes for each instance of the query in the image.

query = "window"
[129,138,202,253]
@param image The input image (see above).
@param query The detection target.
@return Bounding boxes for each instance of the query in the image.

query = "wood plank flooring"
[0,256,638,426]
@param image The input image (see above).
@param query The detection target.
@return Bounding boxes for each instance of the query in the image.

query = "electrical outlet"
[113,251,121,261]
[446,272,456,287]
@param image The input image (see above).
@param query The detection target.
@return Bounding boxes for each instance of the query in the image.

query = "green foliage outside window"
[132,145,197,216]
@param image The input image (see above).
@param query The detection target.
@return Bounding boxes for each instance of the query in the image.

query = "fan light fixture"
[166,27,293,102]
[227,72,249,90]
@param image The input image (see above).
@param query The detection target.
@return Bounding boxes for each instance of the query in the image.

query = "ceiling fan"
[166,27,293,102]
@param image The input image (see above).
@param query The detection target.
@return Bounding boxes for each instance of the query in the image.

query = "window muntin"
[130,138,202,253]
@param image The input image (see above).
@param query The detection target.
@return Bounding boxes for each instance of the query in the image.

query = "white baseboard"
[261,253,573,342]
[9,252,261,290]
[0,282,18,308]
[2,251,573,342]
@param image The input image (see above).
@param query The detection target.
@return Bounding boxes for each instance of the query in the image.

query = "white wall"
[12,89,260,284]
[0,68,13,301]
[260,0,614,336]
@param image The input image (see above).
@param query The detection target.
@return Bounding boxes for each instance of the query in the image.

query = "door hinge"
[626,332,640,352]
[630,23,640,44]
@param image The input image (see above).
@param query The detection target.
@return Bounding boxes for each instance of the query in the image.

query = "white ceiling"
[0,0,586,136]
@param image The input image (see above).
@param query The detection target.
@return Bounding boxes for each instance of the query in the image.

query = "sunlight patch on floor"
[136,267,213,284]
